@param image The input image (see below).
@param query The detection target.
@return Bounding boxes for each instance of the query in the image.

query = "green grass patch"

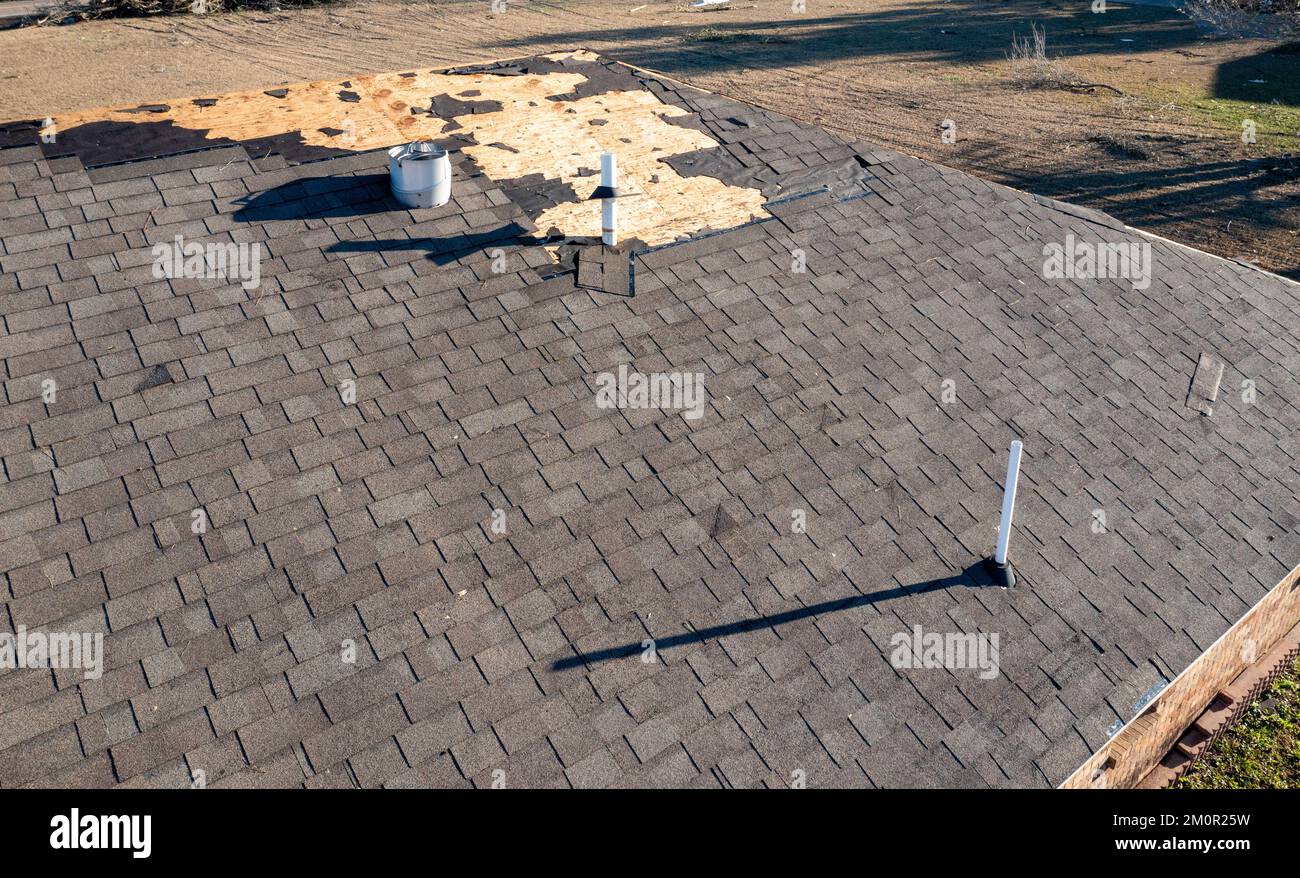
[1145,82,1300,151]
[1174,657,1300,789]
[1189,96,1300,146]
[1133,42,1300,150]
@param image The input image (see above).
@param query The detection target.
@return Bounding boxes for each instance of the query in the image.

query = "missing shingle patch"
[1187,353,1224,416]
[34,50,766,246]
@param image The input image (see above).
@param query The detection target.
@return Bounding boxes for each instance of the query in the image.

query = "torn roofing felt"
[3,52,1300,792]
[661,147,872,200]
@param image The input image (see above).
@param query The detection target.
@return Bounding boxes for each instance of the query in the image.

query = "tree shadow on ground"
[1213,42,1300,106]
[491,1,1203,76]
[959,140,1300,277]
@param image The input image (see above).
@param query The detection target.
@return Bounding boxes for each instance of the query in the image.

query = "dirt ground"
[1,0,1297,276]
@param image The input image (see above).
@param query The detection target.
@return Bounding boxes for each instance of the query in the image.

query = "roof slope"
[2,55,1299,788]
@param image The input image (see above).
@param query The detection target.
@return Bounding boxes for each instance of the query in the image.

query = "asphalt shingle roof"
[3,55,1300,789]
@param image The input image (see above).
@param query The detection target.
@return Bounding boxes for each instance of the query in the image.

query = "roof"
[2,52,1300,789]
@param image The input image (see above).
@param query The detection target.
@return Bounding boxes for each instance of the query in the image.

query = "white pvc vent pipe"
[994,440,1023,566]
[601,151,617,246]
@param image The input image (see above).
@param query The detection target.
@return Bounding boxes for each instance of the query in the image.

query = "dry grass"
[1007,24,1124,95]
[1007,24,1073,89]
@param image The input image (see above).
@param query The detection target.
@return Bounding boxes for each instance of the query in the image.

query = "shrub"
[49,0,341,22]
[1181,0,1299,39]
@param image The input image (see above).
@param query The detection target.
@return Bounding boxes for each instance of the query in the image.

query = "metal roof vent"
[388,140,451,209]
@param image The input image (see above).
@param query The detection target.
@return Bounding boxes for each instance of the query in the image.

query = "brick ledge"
[1137,619,1300,789]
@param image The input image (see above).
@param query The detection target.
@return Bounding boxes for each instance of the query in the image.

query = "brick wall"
[1062,562,1300,789]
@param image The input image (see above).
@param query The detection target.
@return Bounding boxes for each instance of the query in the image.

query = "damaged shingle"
[1187,353,1225,415]
[134,363,174,393]
[575,244,633,297]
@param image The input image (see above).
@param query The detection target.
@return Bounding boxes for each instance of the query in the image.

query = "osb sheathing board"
[48,51,767,247]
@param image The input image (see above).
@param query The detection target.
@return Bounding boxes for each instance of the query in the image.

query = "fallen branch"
[1065,81,1126,96]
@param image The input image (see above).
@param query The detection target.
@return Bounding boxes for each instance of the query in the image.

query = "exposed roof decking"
[2,55,1300,789]
[9,51,768,248]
